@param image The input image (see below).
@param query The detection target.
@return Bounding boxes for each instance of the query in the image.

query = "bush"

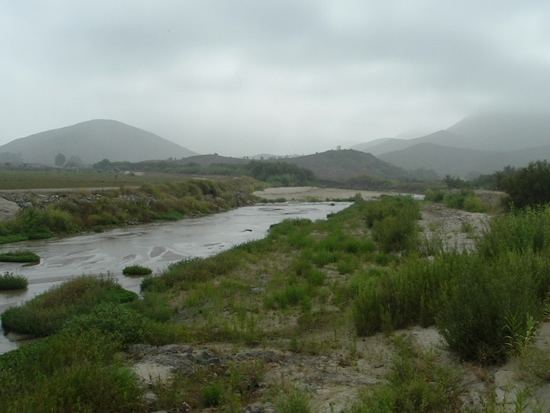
[0,272,28,290]
[202,381,224,407]
[64,302,147,345]
[348,336,463,413]
[275,387,311,413]
[0,329,143,412]
[501,160,550,208]
[123,265,153,276]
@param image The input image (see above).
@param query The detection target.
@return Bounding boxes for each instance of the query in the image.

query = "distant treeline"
[94,159,315,187]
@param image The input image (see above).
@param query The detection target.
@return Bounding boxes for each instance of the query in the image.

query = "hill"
[0,119,197,166]
[282,149,407,180]
[353,111,550,178]
[173,150,407,181]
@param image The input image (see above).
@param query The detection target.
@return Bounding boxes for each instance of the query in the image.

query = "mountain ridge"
[0,119,197,166]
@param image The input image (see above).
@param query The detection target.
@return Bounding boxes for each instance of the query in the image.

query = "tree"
[55,153,66,167]
[501,161,550,208]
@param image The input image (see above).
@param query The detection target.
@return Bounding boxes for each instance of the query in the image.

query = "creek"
[0,201,350,354]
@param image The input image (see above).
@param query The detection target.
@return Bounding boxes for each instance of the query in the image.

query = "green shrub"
[0,250,40,263]
[347,336,462,413]
[202,381,224,407]
[130,292,173,322]
[0,329,143,412]
[122,264,153,276]
[436,250,548,365]
[275,387,311,413]
[501,160,550,208]
[1,275,138,336]
[64,302,147,345]
[0,272,28,290]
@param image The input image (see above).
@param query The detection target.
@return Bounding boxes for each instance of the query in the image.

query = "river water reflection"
[0,202,350,354]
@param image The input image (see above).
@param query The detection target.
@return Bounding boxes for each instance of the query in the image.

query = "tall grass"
[1,275,138,336]
[346,336,463,413]
[353,205,550,365]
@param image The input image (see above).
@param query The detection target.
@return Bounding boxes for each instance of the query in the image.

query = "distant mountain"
[353,111,550,178]
[0,119,197,166]
[178,154,248,166]
[282,149,407,180]
[177,150,407,181]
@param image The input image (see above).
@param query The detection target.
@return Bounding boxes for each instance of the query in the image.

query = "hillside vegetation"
[0,177,259,243]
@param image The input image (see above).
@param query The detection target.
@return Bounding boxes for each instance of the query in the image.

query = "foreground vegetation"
[2,194,550,411]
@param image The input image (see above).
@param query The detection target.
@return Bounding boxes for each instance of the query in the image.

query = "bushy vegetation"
[122,264,152,276]
[94,158,316,186]
[353,204,550,365]
[425,189,487,212]
[0,272,28,290]
[0,177,258,243]
[499,160,550,208]
[346,336,463,413]
[364,196,421,253]
[1,275,138,336]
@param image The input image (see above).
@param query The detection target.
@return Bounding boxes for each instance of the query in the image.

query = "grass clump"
[0,272,28,290]
[364,196,421,253]
[346,336,463,413]
[0,250,40,263]
[1,275,138,336]
[0,328,144,412]
[122,264,153,276]
[275,386,311,413]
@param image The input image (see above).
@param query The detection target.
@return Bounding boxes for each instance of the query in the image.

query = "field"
[0,168,202,190]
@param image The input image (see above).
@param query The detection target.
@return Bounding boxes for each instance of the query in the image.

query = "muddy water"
[0,202,350,354]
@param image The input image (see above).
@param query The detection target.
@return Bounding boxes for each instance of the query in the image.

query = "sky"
[1,1,549,157]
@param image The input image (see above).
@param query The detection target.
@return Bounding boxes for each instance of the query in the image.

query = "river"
[0,201,351,354]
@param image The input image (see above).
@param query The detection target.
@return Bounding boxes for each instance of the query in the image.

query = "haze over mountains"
[353,111,550,178]
[0,120,197,166]
[1,110,549,180]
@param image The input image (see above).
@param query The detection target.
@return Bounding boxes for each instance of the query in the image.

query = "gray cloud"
[1,1,549,156]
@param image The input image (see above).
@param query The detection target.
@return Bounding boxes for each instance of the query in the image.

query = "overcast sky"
[1,1,549,156]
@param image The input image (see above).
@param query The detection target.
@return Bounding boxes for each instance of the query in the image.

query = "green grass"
[122,264,153,276]
[0,250,40,263]
[345,336,463,413]
[0,272,28,290]
[1,275,138,336]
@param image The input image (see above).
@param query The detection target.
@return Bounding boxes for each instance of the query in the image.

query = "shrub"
[347,336,463,413]
[0,272,28,290]
[275,387,311,413]
[122,265,153,276]
[64,302,147,345]
[501,160,550,208]
[202,381,224,407]
[0,329,143,412]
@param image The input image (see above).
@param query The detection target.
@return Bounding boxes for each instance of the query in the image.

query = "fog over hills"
[0,119,197,166]
[353,111,550,178]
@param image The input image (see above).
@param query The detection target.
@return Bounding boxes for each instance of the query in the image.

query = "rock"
[0,197,20,221]
[240,402,275,413]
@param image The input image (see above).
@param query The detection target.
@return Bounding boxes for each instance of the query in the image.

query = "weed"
[346,336,463,413]
[0,272,28,290]
[122,264,153,276]
[275,386,311,413]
